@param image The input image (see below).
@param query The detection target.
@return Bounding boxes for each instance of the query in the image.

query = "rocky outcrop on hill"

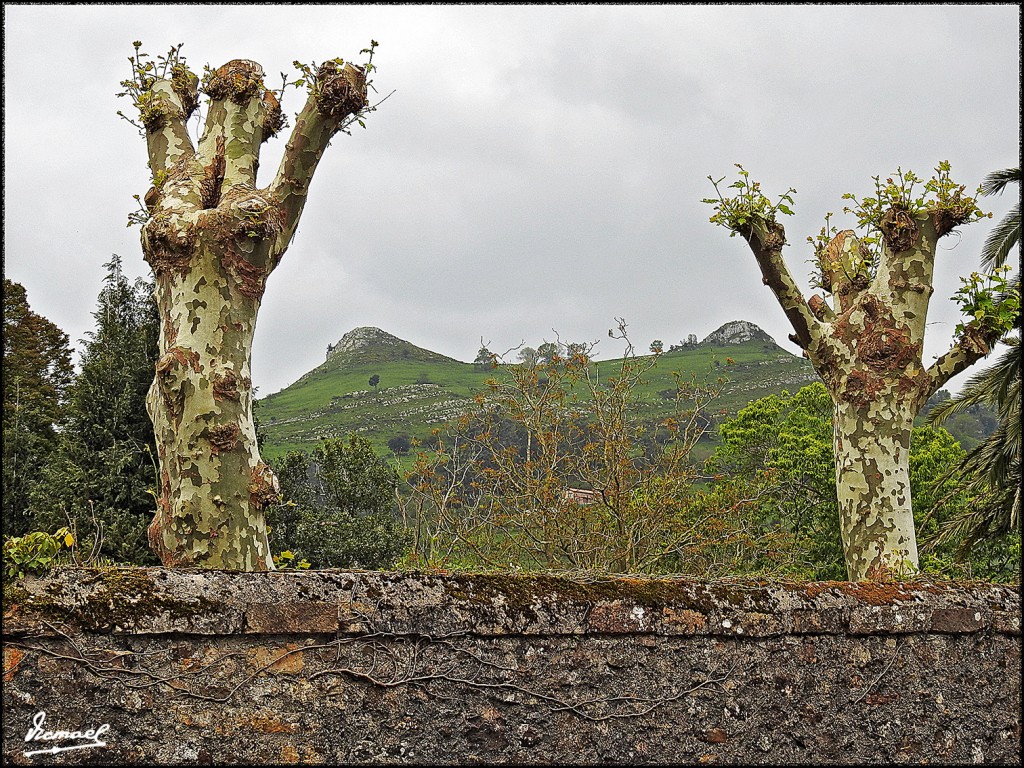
[322,327,459,365]
[327,327,405,359]
[701,320,775,346]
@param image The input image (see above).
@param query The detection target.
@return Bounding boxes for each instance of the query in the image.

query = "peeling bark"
[136,55,368,570]
[745,212,996,580]
[833,398,918,580]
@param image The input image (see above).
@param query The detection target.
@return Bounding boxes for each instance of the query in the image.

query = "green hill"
[256,322,821,462]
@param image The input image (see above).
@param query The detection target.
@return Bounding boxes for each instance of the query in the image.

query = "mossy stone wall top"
[4,567,1020,638]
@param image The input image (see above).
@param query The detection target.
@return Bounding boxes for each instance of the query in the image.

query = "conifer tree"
[3,280,74,536]
[32,257,161,563]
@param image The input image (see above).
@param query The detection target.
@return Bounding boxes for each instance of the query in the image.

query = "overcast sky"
[4,4,1020,396]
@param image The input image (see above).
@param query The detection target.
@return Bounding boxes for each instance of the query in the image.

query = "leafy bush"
[387,434,412,455]
[700,383,1019,581]
[403,323,724,573]
[267,434,410,569]
[3,527,74,581]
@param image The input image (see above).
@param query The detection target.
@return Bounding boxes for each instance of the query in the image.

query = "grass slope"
[257,332,820,463]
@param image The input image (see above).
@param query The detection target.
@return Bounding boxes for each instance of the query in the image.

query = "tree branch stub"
[269,63,368,248]
[144,81,197,177]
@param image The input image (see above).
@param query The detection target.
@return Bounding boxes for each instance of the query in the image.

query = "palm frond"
[960,421,1017,479]
[983,333,1019,406]
[928,392,979,423]
[979,168,1020,270]
[928,194,1021,546]
[981,202,1021,270]
[980,167,1021,197]
[926,468,1020,551]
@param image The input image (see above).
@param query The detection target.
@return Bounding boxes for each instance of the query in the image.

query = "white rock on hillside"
[700,320,774,346]
[329,327,403,357]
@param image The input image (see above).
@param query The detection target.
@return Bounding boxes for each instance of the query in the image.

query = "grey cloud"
[3,4,1019,398]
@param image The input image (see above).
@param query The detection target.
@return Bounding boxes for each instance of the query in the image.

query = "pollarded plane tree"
[118,42,379,570]
[703,164,1019,580]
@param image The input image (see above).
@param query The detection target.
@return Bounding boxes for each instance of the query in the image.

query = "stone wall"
[2,569,1020,765]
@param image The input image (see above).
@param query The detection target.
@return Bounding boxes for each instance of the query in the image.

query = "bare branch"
[268,63,368,251]
[925,329,1001,400]
[740,219,819,349]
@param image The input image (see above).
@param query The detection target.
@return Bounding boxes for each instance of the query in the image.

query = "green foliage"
[951,265,1019,339]
[705,161,990,282]
[700,383,1018,581]
[930,167,1021,548]
[701,164,797,235]
[909,422,1018,582]
[918,529,1021,583]
[126,197,153,229]
[272,550,310,570]
[536,342,560,365]
[116,41,190,136]
[701,382,843,579]
[842,163,985,226]
[30,257,161,565]
[267,434,410,569]
[929,332,1020,547]
[910,426,973,534]
[805,211,877,293]
[3,527,74,581]
[3,280,75,537]
[474,346,496,371]
[806,211,839,259]
[840,161,989,258]
[117,41,196,227]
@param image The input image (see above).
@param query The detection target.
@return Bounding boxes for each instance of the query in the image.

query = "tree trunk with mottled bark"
[741,207,1001,580]
[131,56,368,569]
